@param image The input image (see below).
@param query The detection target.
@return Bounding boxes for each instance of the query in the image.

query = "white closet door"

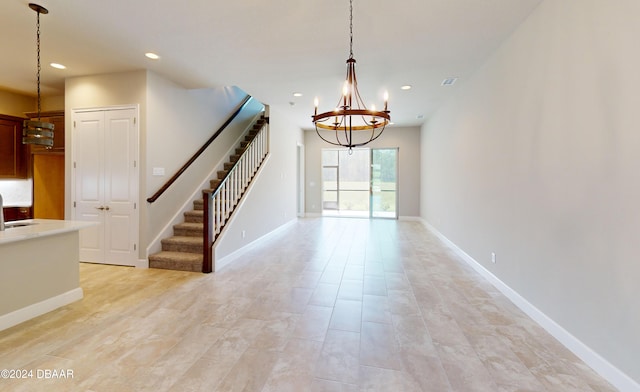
[74,112,105,263]
[74,108,139,266]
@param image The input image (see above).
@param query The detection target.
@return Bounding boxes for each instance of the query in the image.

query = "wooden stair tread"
[149,251,202,262]
[162,236,203,244]
[149,251,203,272]
[174,222,203,229]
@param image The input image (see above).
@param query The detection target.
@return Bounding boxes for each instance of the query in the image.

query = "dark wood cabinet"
[0,114,28,178]
[2,206,32,222]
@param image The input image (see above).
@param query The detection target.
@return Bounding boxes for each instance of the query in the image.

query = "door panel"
[338,149,369,215]
[104,110,138,265]
[75,114,105,263]
[371,148,398,219]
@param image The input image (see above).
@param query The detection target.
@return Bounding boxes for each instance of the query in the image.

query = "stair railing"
[202,117,269,272]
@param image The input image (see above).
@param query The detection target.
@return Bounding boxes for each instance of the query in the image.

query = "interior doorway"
[296,142,305,217]
[321,148,398,219]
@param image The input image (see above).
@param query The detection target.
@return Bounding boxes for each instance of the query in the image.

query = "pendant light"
[312,0,390,151]
[23,3,54,148]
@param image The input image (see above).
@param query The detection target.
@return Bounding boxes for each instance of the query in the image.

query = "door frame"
[71,105,140,266]
[296,142,305,217]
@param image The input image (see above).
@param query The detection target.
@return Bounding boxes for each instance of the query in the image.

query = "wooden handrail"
[146,94,253,203]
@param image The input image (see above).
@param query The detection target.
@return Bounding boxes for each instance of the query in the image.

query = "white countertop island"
[0,219,96,331]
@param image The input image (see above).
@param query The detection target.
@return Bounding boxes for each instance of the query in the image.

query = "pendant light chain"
[349,0,353,59]
[36,9,42,120]
[23,3,54,148]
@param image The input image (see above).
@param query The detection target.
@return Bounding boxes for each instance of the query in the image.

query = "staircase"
[148,116,267,272]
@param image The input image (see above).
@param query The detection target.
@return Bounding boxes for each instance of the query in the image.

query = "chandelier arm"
[315,126,352,147]
[346,126,387,149]
[342,115,351,145]
[350,62,365,111]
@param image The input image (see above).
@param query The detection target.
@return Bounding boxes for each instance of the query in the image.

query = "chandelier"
[312,0,390,151]
[23,3,54,148]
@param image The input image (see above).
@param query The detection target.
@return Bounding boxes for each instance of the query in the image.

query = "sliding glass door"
[371,148,397,218]
[321,148,398,219]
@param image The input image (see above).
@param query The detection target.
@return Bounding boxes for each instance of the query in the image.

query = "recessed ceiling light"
[145,52,160,60]
[50,63,66,69]
[441,77,458,86]
[293,92,303,97]
[401,85,412,90]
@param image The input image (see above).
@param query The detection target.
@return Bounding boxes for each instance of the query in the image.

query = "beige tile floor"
[0,218,617,391]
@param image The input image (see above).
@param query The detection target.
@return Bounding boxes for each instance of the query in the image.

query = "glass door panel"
[338,149,370,216]
[371,148,398,218]
[322,166,338,211]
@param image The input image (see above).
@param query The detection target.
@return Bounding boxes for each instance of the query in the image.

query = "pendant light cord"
[349,0,354,59]
[36,9,42,121]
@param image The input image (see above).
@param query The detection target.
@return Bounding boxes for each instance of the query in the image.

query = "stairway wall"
[145,77,264,257]
[214,105,303,262]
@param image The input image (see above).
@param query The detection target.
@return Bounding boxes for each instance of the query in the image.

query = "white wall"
[214,104,303,261]
[304,126,421,218]
[65,70,147,256]
[421,0,640,387]
[0,89,34,117]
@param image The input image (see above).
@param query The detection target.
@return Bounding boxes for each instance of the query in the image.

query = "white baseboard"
[420,219,639,392]
[399,215,422,221]
[215,219,297,271]
[135,258,149,269]
[0,288,84,332]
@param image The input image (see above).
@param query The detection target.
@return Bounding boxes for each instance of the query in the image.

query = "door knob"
[95,206,105,210]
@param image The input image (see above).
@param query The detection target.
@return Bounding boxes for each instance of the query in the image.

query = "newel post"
[202,190,213,273]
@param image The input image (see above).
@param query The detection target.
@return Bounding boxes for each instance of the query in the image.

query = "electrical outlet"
[491,252,496,263]
[242,230,246,239]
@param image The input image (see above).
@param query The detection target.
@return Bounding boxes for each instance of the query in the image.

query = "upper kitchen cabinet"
[0,114,28,178]
[25,110,65,152]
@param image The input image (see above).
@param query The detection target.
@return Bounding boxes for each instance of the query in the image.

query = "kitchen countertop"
[2,203,32,208]
[0,219,97,245]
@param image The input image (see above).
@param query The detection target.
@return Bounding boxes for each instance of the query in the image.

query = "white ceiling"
[0,0,541,130]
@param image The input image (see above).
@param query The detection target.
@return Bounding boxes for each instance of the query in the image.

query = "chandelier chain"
[349,0,353,59]
[36,9,42,119]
